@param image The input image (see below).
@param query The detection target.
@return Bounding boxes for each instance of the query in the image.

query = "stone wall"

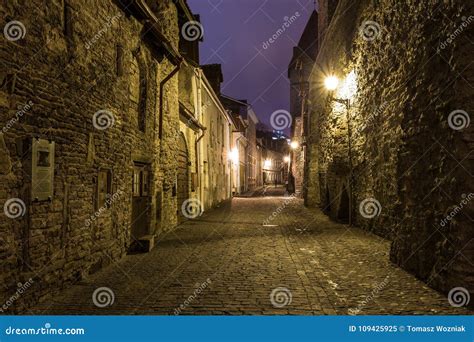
[307,0,473,298]
[0,0,181,312]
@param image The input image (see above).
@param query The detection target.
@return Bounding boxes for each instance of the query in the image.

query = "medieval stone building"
[0,0,237,312]
[305,0,473,298]
[288,9,319,198]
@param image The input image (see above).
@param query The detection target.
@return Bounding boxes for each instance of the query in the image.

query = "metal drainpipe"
[195,129,206,175]
[159,62,182,156]
[194,69,206,201]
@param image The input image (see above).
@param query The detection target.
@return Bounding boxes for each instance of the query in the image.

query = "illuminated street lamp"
[229,147,239,165]
[283,156,290,163]
[324,75,339,91]
[324,72,355,226]
[290,140,299,149]
[264,159,272,169]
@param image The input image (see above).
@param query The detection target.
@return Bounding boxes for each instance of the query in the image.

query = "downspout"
[159,61,182,163]
[159,62,181,142]
[195,128,206,175]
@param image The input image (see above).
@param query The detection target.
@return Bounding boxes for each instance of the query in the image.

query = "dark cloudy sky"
[188,0,317,131]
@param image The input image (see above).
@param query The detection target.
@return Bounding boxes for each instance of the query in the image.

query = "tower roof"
[288,10,319,72]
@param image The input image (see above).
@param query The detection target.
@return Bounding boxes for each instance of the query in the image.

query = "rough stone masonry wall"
[307,0,474,298]
[0,0,180,312]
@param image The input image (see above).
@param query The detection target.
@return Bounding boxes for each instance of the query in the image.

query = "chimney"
[201,64,223,95]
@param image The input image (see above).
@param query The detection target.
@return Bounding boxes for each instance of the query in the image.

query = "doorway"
[131,163,151,245]
[177,134,189,223]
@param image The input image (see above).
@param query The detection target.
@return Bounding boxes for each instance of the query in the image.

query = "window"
[97,170,112,210]
[132,169,140,197]
[142,170,149,196]
[132,165,150,197]
[131,51,147,132]
[63,1,74,41]
[138,67,147,132]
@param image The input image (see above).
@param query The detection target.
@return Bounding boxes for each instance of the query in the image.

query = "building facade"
[305,0,473,299]
[288,9,319,199]
[0,0,237,312]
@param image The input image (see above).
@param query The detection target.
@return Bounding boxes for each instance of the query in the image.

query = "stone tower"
[288,9,319,197]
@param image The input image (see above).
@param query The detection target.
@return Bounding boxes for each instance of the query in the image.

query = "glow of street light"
[283,156,290,163]
[229,147,239,165]
[264,159,271,169]
[324,75,339,91]
[290,141,299,149]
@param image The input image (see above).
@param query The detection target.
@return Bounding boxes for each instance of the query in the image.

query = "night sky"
[188,0,317,132]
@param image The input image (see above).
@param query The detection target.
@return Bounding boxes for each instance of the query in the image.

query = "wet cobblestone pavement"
[29,188,470,315]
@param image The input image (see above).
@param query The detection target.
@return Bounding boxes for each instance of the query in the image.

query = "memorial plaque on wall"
[31,138,55,201]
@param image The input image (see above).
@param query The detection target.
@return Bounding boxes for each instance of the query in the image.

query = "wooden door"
[177,135,189,223]
[131,163,150,243]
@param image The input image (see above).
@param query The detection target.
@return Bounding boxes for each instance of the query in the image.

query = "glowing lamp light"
[283,156,291,163]
[290,141,299,149]
[229,147,239,165]
[264,159,272,169]
[324,75,339,91]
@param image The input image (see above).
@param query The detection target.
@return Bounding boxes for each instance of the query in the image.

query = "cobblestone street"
[28,187,468,315]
